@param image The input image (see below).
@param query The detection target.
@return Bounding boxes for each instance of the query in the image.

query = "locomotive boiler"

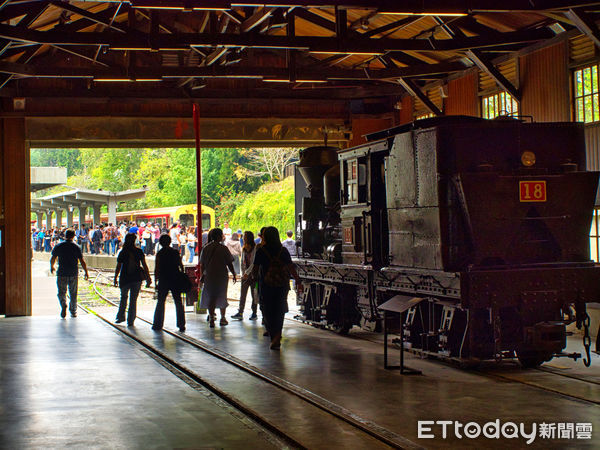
[294,116,600,367]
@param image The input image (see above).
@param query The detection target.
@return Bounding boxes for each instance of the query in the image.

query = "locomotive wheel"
[333,323,351,335]
[517,351,551,369]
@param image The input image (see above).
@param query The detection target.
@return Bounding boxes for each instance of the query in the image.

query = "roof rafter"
[0,24,554,52]
[397,77,442,116]
[49,1,127,33]
[0,59,468,80]
[566,7,600,49]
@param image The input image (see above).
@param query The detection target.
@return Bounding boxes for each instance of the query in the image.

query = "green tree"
[30,148,82,176]
[135,148,197,208]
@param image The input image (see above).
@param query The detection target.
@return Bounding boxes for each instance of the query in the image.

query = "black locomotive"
[293,115,600,367]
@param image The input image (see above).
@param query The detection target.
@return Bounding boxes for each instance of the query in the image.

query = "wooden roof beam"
[126,1,600,13]
[437,17,520,101]
[49,1,127,33]
[0,1,49,57]
[566,8,600,49]
[466,49,520,100]
[240,7,276,33]
[0,59,467,80]
[397,77,442,116]
[0,24,555,52]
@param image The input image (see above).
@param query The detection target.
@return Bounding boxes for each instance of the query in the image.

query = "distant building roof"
[31,187,147,214]
[30,167,67,192]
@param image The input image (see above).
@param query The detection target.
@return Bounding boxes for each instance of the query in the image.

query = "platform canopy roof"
[30,187,147,214]
[0,1,599,117]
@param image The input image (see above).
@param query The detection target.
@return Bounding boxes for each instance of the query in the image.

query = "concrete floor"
[2,260,598,449]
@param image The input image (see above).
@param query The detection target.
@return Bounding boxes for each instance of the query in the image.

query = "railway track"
[287,315,600,407]
[80,272,421,450]
[88,270,600,412]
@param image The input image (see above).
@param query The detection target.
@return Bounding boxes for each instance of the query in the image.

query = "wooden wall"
[445,71,479,117]
[399,38,571,124]
[0,118,30,316]
[520,41,570,122]
[347,117,394,147]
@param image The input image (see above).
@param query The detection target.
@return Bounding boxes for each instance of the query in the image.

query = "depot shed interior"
[3,0,600,315]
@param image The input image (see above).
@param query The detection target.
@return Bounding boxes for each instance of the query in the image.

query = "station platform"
[2,260,598,448]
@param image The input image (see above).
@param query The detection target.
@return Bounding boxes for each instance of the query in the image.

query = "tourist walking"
[231,231,258,320]
[282,230,297,257]
[142,225,153,256]
[152,234,187,332]
[114,233,151,326]
[251,226,301,350]
[178,226,187,260]
[199,228,237,328]
[186,226,197,264]
[225,232,242,275]
[50,229,89,318]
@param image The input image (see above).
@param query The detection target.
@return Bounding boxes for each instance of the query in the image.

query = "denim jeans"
[117,281,142,325]
[57,275,78,315]
[187,243,195,263]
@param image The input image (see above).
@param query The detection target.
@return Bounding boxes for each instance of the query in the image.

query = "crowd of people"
[33,221,200,262]
[47,220,302,351]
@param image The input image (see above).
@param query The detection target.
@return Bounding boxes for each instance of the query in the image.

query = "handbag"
[175,269,192,294]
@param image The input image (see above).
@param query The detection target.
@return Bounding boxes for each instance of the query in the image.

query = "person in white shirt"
[282,230,296,257]
[223,222,232,239]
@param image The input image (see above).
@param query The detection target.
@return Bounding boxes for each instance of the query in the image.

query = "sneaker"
[60,305,66,318]
[220,318,228,326]
[249,313,258,321]
[231,312,243,320]
[70,312,77,318]
[115,318,125,324]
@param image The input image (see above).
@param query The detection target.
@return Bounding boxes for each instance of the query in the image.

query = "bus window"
[179,214,194,227]
[202,214,211,231]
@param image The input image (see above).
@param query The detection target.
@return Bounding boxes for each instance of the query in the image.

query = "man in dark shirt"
[51,229,89,318]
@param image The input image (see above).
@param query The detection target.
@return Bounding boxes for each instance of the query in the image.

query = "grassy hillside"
[230,177,295,238]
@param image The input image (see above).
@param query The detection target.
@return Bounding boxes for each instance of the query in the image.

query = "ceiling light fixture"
[378,12,468,16]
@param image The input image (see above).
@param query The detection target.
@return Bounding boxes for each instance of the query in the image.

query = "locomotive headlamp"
[521,151,536,167]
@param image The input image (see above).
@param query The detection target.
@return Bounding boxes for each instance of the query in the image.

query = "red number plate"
[519,181,547,202]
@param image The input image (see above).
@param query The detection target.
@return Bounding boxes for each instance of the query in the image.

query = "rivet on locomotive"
[293,116,600,368]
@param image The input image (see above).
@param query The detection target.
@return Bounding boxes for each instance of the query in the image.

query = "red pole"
[193,104,202,284]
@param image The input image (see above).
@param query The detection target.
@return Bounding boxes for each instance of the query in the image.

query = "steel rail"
[87,271,422,450]
[78,274,305,450]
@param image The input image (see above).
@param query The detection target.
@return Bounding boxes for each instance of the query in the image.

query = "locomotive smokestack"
[297,146,338,196]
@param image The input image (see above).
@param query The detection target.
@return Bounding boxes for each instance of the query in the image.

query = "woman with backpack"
[251,226,302,350]
[113,233,152,327]
[199,228,237,328]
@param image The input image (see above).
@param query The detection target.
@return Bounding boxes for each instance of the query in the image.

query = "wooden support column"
[0,117,30,316]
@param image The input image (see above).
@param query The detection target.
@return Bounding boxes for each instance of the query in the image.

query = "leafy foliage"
[230,177,295,238]
[31,147,271,213]
[215,191,248,227]
[30,148,82,176]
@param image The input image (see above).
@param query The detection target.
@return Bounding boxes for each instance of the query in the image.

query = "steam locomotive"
[293,116,600,367]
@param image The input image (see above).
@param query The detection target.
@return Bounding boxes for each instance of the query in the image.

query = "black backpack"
[263,247,290,288]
